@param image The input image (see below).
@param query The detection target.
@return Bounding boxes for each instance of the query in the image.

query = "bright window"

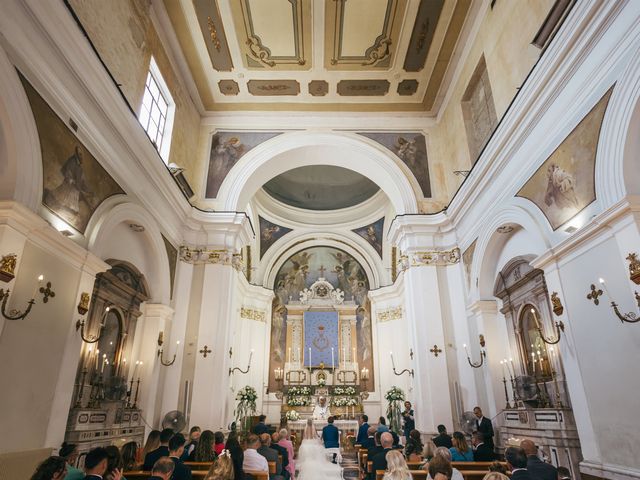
[139,57,174,163]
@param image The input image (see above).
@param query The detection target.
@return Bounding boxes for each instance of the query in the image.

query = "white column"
[160,260,194,415]
[136,303,174,429]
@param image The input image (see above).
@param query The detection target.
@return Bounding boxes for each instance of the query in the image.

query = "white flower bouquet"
[235,385,258,432]
[286,410,300,421]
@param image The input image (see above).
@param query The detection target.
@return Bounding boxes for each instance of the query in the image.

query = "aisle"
[340,450,359,479]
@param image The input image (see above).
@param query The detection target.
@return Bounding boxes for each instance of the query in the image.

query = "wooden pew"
[407,461,425,470]
[376,469,507,480]
[185,461,213,469]
[268,461,276,474]
[124,470,210,480]
[245,470,270,480]
[451,462,508,471]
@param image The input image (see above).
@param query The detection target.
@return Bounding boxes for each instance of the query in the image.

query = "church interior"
[1,0,640,479]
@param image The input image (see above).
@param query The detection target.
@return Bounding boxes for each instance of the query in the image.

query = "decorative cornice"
[398,248,460,270]
[179,246,243,271]
[377,306,402,323]
[240,307,266,322]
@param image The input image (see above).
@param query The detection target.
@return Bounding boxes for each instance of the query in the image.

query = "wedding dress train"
[297,425,343,480]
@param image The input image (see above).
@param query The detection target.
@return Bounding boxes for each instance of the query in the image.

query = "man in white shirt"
[312,396,331,420]
[243,434,269,472]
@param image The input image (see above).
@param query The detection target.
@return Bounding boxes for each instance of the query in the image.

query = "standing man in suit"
[505,447,532,480]
[473,407,494,450]
[432,425,453,448]
[521,439,558,480]
[472,432,495,461]
[253,415,269,435]
[357,414,370,445]
[82,448,109,480]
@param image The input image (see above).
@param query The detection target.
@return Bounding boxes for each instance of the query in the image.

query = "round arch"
[0,44,42,209]
[86,201,171,304]
[217,131,420,214]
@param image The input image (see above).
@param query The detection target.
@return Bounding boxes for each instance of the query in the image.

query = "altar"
[288,419,359,450]
[273,277,371,419]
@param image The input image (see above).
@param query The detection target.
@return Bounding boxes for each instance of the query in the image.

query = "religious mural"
[162,235,178,299]
[462,239,477,292]
[357,132,432,197]
[352,217,384,258]
[205,131,283,197]
[259,216,292,258]
[20,75,124,234]
[517,88,613,230]
[268,246,374,390]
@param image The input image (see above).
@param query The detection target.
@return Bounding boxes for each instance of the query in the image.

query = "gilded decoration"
[399,248,460,269]
[179,246,244,271]
[377,306,402,323]
[403,0,444,72]
[0,253,17,283]
[240,307,266,323]
[77,292,90,315]
[247,80,301,96]
[626,252,640,285]
[193,0,234,71]
[551,292,564,316]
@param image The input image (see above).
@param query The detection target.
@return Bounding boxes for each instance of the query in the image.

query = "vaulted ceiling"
[163,0,474,112]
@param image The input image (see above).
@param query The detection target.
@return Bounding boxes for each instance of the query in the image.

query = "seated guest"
[278,429,295,480]
[82,447,110,480]
[104,445,124,480]
[357,415,370,445]
[422,440,437,463]
[473,432,495,461]
[361,426,376,450]
[368,431,383,460]
[120,441,139,471]
[270,432,290,476]
[557,466,571,480]
[30,456,67,480]
[182,426,201,461]
[169,433,193,480]
[384,450,412,480]
[225,432,245,480]
[489,462,508,474]
[370,432,394,480]
[391,431,401,449]
[404,429,423,461]
[432,425,453,449]
[449,432,473,462]
[377,417,390,433]
[193,430,216,463]
[253,415,269,435]
[143,428,173,470]
[425,448,463,480]
[214,431,226,456]
[258,433,284,480]
[205,450,235,480]
[243,434,268,473]
[59,442,83,480]
[482,473,510,480]
[505,447,532,480]
[141,430,161,465]
[427,455,453,480]
[151,457,175,480]
[521,440,557,480]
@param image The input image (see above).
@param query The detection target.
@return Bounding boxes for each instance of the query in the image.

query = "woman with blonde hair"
[482,473,509,480]
[140,430,160,464]
[422,440,437,462]
[205,449,235,480]
[384,450,412,480]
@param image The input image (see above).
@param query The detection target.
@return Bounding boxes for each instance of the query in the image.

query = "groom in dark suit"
[473,406,494,450]
[322,416,340,449]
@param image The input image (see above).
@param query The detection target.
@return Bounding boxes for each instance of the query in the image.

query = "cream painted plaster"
[67,0,201,187]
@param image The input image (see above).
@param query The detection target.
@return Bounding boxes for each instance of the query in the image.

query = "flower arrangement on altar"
[332,397,359,407]
[385,386,405,434]
[235,386,257,432]
[288,386,311,396]
[333,386,356,396]
[287,395,311,406]
[317,377,326,387]
[285,410,300,421]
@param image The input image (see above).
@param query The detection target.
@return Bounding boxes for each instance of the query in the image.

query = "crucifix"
[318,265,326,277]
[429,345,443,357]
[199,345,212,358]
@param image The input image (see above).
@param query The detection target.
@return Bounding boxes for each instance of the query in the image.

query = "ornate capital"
[179,246,244,271]
[377,306,402,323]
[240,307,266,322]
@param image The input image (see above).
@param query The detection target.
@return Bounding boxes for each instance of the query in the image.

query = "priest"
[312,396,332,420]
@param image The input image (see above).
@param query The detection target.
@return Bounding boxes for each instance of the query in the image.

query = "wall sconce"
[0,273,51,321]
[157,331,180,366]
[530,308,564,344]
[390,351,414,377]
[76,305,110,343]
[597,278,640,323]
[229,349,253,376]
[463,343,485,368]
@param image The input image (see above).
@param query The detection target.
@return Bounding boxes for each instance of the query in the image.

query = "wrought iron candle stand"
[74,368,88,408]
[132,378,141,409]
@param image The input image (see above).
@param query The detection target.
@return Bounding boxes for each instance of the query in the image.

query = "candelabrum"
[157,331,180,366]
[463,343,485,368]
[530,308,564,344]
[132,378,141,409]
[229,349,253,376]
[74,368,88,408]
[499,360,512,409]
[274,367,284,400]
[551,367,564,408]
[76,305,110,343]
[0,262,53,321]
[389,351,414,377]
[359,367,370,400]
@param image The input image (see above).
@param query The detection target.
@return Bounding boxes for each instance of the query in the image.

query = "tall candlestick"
[390,351,396,369]
[32,274,44,300]
[331,347,335,370]
[101,353,106,373]
[463,343,470,356]
[531,352,536,372]
[508,358,515,377]
[249,349,254,366]
[309,347,312,368]
[599,278,615,303]
[530,308,541,329]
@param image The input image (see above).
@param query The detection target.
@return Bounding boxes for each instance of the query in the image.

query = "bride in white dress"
[297,419,343,480]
